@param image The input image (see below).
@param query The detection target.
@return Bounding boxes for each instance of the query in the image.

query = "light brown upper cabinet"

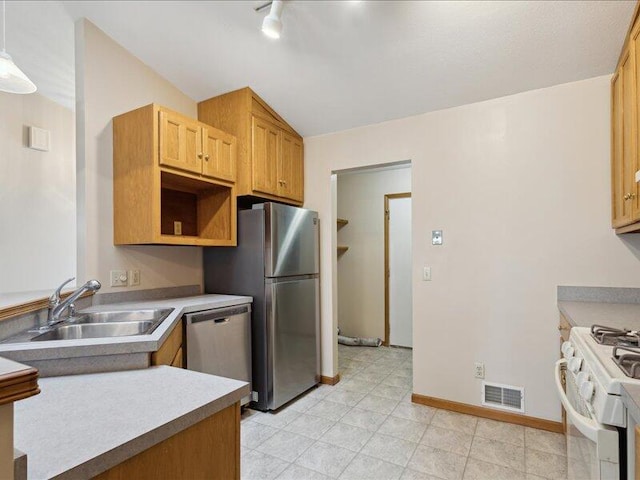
[113,104,237,246]
[198,87,304,206]
[159,110,237,183]
[611,9,640,233]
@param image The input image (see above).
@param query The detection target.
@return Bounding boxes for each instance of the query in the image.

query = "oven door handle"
[554,359,601,443]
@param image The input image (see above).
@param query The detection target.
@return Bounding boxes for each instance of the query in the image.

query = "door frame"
[384,192,411,347]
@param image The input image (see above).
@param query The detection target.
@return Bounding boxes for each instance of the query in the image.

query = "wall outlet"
[110,270,128,287]
[174,221,182,236]
[129,269,140,286]
[474,362,485,379]
[422,266,431,281]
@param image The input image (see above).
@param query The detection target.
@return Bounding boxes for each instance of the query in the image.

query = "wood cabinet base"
[93,402,240,480]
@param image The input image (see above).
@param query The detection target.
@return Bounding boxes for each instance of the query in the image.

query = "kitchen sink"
[72,309,173,325]
[31,321,157,341]
[0,308,174,344]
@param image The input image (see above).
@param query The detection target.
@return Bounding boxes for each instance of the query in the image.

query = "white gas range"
[557,325,640,480]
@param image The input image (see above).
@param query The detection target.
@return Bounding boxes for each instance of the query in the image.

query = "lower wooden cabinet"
[151,320,183,367]
[92,402,240,480]
[559,314,572,433]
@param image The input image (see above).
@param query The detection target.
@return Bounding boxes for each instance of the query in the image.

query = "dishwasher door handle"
[185,305,250,324]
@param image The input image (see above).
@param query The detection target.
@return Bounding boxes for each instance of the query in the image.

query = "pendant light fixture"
[0,0,36,94]
[261,1,284,39]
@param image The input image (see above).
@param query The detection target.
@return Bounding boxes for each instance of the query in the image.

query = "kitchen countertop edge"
[0,294,252,362]
[15,367,249,480]
[57,387,248,480]
[558,300,640,330]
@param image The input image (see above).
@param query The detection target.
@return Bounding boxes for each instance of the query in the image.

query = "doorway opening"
[334,162,412,377]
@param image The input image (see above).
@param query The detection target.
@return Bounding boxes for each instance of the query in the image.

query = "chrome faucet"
[47,277,101,327]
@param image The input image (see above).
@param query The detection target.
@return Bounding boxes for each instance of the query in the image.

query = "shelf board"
[337,246,349,255]
[337,218,349,228]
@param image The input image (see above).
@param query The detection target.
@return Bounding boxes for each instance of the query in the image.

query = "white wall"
[305,75,640,422]
[0,92,76,293]
[75,19,203,293]
[337,167,411,340]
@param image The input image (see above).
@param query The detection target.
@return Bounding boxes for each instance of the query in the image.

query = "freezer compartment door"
[265,203,319,277]
[267,277,319,410]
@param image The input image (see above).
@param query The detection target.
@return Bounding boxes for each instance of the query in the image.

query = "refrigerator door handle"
[266,283,276,409]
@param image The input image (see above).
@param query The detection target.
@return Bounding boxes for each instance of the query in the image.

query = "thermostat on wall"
[28,126,50,152]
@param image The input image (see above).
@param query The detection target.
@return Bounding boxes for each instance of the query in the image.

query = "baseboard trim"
[412,393,563,433]
[320,373,341,386]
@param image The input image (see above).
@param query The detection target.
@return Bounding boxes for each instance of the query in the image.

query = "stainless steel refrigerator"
[203,202,320,411]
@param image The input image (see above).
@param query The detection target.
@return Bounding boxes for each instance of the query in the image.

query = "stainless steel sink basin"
[73,308,173,325]
[0,308,174,344]
[31,321,157,341]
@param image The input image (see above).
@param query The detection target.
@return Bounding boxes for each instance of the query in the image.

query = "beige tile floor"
[241,345,567,480]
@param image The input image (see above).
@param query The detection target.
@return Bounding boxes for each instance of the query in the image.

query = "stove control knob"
[568,357,583,373]
[561,341,574,358]
[579,381,595,402]
[577,371,589,386]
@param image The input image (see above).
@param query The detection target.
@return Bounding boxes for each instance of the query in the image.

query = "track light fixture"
[261,1,284,39]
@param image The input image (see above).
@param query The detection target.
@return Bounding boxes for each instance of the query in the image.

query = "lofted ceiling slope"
[35,0,639,136]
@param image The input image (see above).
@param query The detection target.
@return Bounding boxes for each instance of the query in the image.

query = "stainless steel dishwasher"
[184,304,253,405]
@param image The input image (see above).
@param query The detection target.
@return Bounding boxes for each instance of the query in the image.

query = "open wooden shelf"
[337,218,349,256]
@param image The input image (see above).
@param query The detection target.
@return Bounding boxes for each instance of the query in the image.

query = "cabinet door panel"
[279,132,304,202]
[252,116,280,195]
[159,111,202,175]
[623,47,637,225]
[632,26,640,221]
[202,127,236,183]
[613,69,625,227]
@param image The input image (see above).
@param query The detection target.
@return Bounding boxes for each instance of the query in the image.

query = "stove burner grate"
[613,346,640,379]
[591,324,640,347]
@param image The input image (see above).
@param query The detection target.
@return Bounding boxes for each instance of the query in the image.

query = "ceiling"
[12,1,638,136]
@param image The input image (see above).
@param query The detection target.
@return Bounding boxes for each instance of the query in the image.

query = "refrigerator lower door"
[266,276,319,410]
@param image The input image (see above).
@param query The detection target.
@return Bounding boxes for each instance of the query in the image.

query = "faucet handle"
[49,277,75,306]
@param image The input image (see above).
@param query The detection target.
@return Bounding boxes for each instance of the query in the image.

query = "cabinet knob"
[198,152,203,159]
[624,193,631,200]
[204,154,210,161]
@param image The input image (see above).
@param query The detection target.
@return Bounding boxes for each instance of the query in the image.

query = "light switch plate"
[423,267,432,281]
[432,230,443,245]
[636,170,640,183]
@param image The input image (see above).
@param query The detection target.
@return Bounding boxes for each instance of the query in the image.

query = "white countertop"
[0,294,252,362]
[14,366,249,480]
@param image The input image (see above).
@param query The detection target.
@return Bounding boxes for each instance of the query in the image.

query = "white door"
[389,196,412,347]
